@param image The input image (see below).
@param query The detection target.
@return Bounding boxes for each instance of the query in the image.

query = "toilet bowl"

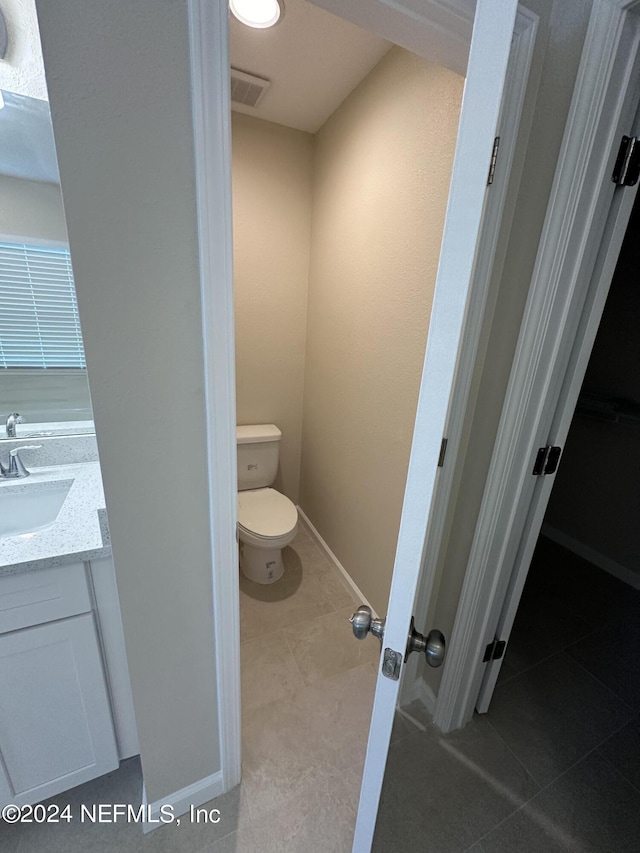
[237,487,298,584]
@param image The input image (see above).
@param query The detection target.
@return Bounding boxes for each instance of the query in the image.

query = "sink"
[0,479,73,538]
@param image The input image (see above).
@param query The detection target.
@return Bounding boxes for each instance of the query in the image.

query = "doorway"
[489,185,640,695]
[473,187,640,848]
[230,1,465,845]
[370,198,640,849]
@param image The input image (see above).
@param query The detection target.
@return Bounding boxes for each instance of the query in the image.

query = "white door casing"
[478,166,640,712]
[433,0,640,729]
[188,0,241,791]
[188,0,530,814]
[352,2,519,849]
[400,5,538,709]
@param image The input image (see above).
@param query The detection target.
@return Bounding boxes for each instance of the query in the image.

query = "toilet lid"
[238,488,298,538]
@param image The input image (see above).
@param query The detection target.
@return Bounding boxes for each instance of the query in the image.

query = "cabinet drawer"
[0,563,91,634]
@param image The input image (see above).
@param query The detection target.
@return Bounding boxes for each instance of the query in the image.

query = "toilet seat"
[238,488,298,542]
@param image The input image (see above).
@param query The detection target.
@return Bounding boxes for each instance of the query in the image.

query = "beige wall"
[232,114,313,503]
[420,0,594,694]
[299,47,463,614]
[36,0,220,802]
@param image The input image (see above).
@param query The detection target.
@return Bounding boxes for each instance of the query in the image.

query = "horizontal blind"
[0,242,86,369]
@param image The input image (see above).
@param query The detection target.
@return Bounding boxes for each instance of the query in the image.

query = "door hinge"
[532,445,562,476]
[612,135,640,186]
[487,136,500,186]
[483,638,506,662]
[437,437,448,468]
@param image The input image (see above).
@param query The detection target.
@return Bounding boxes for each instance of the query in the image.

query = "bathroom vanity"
[0,460,138,808]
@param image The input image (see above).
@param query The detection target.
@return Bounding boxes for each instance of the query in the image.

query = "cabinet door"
[0,613,119,807]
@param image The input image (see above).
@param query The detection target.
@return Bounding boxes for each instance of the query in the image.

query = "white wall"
[0,174,66,242]
[232,114,313,503]
[36,0,221,803]
[0,174,93,426]
[0,0,47,100]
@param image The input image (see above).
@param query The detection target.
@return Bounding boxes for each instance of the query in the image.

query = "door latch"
[349,605,446,680]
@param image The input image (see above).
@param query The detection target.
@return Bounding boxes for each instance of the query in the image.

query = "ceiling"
[229,0,391,133]
[1,0,392,184]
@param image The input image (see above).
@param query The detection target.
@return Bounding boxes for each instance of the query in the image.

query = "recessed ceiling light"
[230,0,283,29]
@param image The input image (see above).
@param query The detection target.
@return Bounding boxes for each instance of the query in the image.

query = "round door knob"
[406,617,446,667]
[425,629,446,668]
[349,605,386,644]
[349,605,373,640]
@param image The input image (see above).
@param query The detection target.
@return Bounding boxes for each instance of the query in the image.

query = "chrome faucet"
[0,446,41,479]
[6,413,24,438]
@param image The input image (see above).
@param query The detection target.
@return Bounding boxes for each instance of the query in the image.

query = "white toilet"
[237,424,298,584]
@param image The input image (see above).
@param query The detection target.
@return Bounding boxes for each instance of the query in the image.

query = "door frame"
[400,5,538,707]
[435,0,640,732]
[186,0,536,795]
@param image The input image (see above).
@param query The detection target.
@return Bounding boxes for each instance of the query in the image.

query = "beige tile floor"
[234,523,379,842]
[1,523,379,853]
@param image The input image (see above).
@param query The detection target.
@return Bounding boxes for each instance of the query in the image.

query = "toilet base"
[240,542,284,584]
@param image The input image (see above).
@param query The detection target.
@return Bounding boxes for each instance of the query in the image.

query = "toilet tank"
[237,424,282,491]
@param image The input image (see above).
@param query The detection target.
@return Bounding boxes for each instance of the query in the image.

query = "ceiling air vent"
[230,68,270,108]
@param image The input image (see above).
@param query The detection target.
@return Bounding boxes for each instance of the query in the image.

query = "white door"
[351,2,518,849]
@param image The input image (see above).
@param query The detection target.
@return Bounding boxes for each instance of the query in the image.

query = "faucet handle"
[7,445,42,478]
[6,413,24,438]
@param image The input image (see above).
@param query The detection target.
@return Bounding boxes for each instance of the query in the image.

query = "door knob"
[349,605,385,643]
[349,606,446,668]
[406,617,446,668]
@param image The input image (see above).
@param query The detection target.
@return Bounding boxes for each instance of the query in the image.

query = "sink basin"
[0,479,73,538]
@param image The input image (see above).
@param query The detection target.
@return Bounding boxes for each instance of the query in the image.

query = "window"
[0,242,86,369]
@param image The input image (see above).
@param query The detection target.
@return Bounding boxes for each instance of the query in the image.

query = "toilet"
[237,424,298,584]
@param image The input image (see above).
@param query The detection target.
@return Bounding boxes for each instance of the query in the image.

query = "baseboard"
[296,506,378,617]
[399,672,437,715]
[141,770,224,833]
[542,524,640,591]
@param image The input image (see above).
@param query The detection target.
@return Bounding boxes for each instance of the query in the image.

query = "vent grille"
[230,68,270,108]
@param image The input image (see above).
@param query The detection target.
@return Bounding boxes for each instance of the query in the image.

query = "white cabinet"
[0,564,120,807]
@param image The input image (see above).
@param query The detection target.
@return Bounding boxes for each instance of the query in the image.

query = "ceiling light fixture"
[230,0,283,29]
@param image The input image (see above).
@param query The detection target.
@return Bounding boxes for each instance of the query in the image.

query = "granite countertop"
[0,461,111,577]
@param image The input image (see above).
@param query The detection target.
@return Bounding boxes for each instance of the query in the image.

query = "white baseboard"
[297,507,439,725]
[141,770,224,833]
[296,506,378,617]
[542,524,640,591]
[399,672,437,715]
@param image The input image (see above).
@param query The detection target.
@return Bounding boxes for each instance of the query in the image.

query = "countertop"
[0,461,110,577]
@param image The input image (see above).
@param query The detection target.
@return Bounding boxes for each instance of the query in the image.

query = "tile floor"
[1,523,377,853]
[373,536,640,852]
[4,533,639,853]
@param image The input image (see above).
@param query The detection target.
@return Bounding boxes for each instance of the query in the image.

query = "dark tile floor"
[373,536,640,852]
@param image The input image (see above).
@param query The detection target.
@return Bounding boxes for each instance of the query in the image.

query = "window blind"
[0,242,86,369]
